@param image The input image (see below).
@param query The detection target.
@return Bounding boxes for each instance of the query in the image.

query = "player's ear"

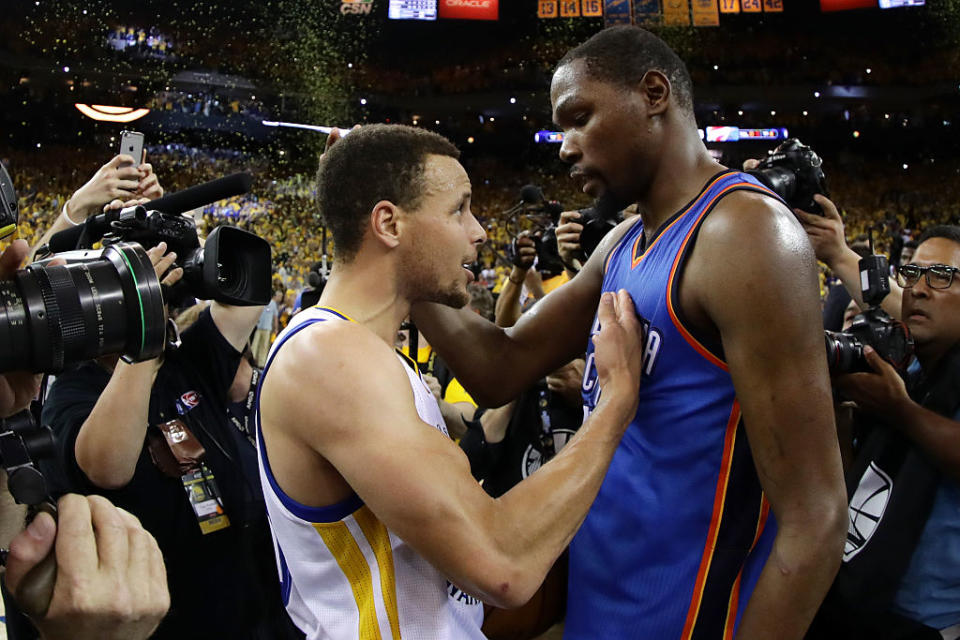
[370,200,401,249]
[638,70,670,117]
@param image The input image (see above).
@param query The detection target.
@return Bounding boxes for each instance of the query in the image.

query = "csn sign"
[341,0,373,15]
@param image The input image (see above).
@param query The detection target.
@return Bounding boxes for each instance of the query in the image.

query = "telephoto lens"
[0,242,166,373]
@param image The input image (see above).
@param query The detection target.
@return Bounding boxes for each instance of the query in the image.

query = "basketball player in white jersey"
[255,124,643,639]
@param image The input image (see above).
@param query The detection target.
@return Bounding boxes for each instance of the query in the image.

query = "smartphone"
[119,130,144,168]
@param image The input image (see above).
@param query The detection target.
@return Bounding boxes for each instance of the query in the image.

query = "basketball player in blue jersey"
[255,124,645,639]
[412,27,848,639]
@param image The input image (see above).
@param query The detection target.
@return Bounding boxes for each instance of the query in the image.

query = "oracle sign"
[438,0,499,20]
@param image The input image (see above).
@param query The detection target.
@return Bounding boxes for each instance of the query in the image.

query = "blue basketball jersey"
[568,171,784,639]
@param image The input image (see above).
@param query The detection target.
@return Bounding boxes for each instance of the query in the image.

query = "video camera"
[824,253,913,375]
[43,173,271,308]
[747,138,828,214]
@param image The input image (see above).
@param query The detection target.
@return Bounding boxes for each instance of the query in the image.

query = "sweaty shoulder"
[698,188,804,250]
[688,188,819,321]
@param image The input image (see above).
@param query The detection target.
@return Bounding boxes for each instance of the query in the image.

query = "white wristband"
[60,202,82,226]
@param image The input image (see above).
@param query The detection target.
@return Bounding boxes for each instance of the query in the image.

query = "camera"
[748,138,828,214]
[90,206,272,306]
[576,204,621,260]
[44,173,271,308]
[512,185,566,276]
[824,254,913,374]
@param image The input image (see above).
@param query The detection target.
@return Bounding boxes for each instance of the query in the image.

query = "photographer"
[0,239,169,640]
[810,226,960,638]
[40,240,299,639]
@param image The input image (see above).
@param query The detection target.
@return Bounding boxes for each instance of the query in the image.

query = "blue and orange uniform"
[569,171,786,639]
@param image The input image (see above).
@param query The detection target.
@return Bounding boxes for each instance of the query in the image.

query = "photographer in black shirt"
[40,243,300,639]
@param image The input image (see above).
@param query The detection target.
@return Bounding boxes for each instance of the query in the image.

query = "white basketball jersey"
[255,306,486,640]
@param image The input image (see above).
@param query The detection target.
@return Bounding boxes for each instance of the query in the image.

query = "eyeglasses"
[896,263,960,290]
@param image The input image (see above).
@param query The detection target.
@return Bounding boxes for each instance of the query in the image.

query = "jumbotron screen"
[389,0,438,20]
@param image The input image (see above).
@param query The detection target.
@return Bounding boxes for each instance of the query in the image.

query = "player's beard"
[398,245,470,309]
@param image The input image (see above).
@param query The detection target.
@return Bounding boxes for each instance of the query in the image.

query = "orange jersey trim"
[665,181,778,371]
[629,173,734,269]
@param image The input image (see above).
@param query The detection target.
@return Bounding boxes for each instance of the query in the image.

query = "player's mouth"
[571,168,601,196]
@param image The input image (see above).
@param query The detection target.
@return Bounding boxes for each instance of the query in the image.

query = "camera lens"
[0,242,166,373]
[824,331,864,374]
[751,166,797,203]
[216,249,247,299]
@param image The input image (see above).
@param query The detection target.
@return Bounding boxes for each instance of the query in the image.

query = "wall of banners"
[538,0,782,25]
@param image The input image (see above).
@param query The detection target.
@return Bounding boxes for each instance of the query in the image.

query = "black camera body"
[825,308,914,375]
[0,410,55,507]
[577,206,619,260]
[748,138,828,214]
[824,254,914,374]
[95,206,272,307]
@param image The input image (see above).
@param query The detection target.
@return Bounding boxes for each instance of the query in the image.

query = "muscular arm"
[261,291,642,609]
[689,193,848,639]
[412,218,638,406]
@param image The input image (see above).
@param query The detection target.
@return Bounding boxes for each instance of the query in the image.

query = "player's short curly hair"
[558,25,695,115]
[316,124,460,262]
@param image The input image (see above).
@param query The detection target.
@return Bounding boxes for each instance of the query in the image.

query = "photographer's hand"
[835,345,911,421]
[793,194,847,267]
[556,210,584,275]
[148,241,183,289]
[4,494,169,640]
[838,347,960,482]
[546,358,586,410]
[66,155,141,223]
[136,151,164,200]
[795,194,903,318]
[0,240,41,417]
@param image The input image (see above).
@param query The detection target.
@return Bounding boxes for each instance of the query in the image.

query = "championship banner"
[691,0,719,24]
[539,0,559,17]
[560,0,581,16]
[633,0,662,25]
[603,0,633,25]
[763,0,783,10]
[742,0,762,11]
[719,0,740,12]
[582,0,604,16]
[663,0,691,25]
